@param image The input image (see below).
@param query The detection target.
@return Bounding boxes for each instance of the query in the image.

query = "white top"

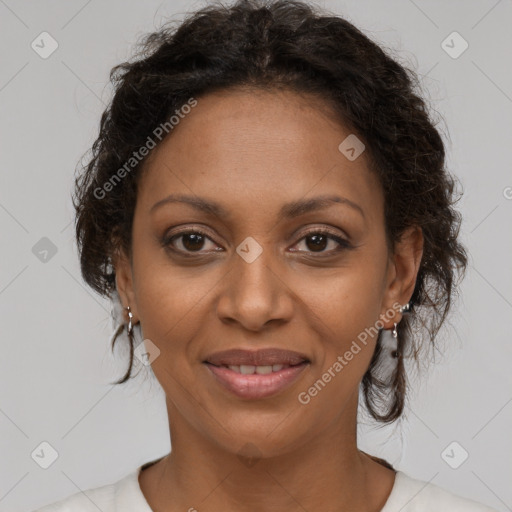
[32,465,498,512]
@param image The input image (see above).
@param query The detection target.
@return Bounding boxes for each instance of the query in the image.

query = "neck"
[139,396,395,512]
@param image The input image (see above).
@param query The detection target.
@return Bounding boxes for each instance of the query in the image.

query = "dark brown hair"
[73,0,468,423]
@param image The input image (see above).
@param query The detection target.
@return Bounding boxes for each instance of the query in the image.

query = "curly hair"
[73,0,468,424]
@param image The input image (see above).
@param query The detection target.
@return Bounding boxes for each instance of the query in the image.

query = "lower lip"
[204,362,309,400]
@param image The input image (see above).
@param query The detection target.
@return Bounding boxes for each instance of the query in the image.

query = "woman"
[33,0,498,510]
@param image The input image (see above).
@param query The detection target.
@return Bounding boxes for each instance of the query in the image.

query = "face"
[115,87,423,459]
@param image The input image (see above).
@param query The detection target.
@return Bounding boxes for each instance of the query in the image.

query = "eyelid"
[298,226,349,241]
[162,227,219,251]
[289,227,352,254]
[162,225,352,255]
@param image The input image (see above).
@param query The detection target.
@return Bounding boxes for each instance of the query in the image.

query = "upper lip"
[204,348,310,367]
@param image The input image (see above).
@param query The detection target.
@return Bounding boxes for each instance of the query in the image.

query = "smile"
[204,361,309,399]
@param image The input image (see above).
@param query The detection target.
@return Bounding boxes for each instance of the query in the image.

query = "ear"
[380,225,424,328]
[112,248,139,324]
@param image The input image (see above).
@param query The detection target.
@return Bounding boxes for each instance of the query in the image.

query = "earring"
[391,322,400,359]
[124,306,133,335]
[392,302,410,359]
[399,302,410,314]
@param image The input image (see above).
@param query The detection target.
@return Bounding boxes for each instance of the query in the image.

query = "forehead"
[137,87,383,223]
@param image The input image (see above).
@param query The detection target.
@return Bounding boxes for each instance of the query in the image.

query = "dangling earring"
[391,322,399,358]
[393,301,411,359]
[124,306,133,335]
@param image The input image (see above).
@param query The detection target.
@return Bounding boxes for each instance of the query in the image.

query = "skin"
[114,87,424,512]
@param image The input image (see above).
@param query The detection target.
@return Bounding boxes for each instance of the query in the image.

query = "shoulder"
[381,471,499,512]
[30,482,117,512]
[30,467,148,512]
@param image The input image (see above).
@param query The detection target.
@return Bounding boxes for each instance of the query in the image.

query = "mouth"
[202,348,310,400]
[204,361,306,374]
[203,348,311,368]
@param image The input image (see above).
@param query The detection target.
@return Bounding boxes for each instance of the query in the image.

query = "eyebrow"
[150,193,365,220]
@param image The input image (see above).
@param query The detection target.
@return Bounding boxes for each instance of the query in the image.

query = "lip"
[204,348,310,367]
[204,361,310,399]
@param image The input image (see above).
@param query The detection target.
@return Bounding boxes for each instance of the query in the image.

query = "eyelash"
[162,227,352,256]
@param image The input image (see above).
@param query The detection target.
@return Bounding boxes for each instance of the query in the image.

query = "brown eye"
[292,230,351,254]
[164,230,219,254]
[181,232,206,251]
[304,233,329,252]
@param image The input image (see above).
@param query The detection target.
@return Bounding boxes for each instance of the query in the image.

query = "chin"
[206,415,313,460]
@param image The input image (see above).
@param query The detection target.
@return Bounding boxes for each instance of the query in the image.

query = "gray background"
[1,0,511,511]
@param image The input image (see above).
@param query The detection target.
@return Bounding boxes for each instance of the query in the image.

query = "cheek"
[293,256,387,391]
[301,263,384,344]
[130,244,224,379]
[131,231,207,326]
[135,273,206,347]
[293,276,382,414]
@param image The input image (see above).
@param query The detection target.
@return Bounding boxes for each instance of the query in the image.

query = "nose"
[215,245,294,332]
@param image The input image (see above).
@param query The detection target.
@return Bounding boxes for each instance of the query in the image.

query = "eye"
[290,229,352,254]
[163,229,221,254]
[162,227,352,256]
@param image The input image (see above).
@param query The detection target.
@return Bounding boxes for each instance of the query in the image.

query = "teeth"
[255,365,272,375]
[225,364,289,374]
[240,365,256,374]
